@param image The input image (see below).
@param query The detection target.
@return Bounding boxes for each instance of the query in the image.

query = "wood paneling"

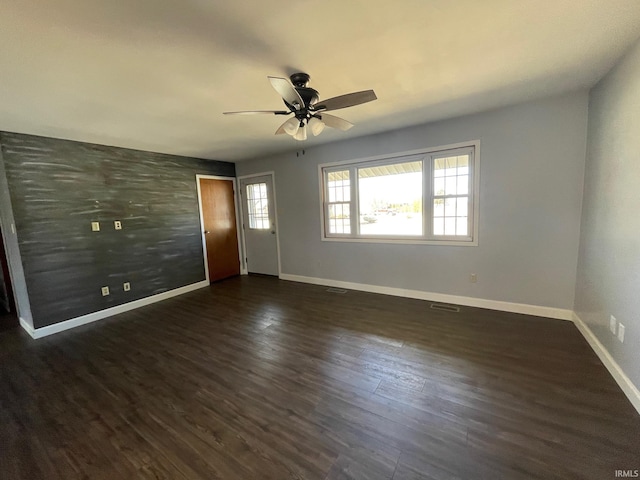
[0,132,235,328]
[0,275,638,479]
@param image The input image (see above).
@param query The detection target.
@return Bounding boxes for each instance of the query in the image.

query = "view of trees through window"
[323,145,475,242]
[358,161,422,235]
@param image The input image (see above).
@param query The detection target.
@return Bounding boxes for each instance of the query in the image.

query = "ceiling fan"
[223,73,377,141]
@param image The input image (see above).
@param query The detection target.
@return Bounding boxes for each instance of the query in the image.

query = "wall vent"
[430,303,460,313]
[326,287,348,294]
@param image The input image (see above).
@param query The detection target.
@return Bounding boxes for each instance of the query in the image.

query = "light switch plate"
[91,221,100,232]
[123,282,131,292]
[609,315,617,334]
[618,324,625,343]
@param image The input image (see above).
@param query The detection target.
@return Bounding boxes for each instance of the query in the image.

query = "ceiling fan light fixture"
[282,117,300,135]
[293,123,307,141]
[308,117,325,136]
[225,73,377,142]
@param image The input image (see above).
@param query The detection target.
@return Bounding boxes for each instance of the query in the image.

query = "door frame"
[237,171,282,277]
[195,174,246,282]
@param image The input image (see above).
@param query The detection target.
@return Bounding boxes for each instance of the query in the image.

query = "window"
[432,152,470,237]
[321,143,478,245]
[246,182,270,229]
[326,170,351,234]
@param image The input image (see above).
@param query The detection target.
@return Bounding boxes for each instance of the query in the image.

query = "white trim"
[195,175,245,279]
[237,172,282,277]
[21,280,209,339]
[318,140,481,170]
[271,172,282,277]
[320,237,477,247]
[279,273,573,320]
[472,141,481,244]
[318,140,481,246]
[19,316,34,337]
[572,312,640,414]
[237,171,276,180]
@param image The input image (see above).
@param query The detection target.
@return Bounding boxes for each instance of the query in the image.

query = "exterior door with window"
[239,175,279,276]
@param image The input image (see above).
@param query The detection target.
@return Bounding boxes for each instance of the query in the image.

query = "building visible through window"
[321,143,478,245]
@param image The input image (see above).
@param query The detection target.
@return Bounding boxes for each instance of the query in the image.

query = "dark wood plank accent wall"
[0,132,235,329]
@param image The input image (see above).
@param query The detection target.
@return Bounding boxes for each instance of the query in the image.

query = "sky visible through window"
[358,167,422,236]
[326,153,471,238]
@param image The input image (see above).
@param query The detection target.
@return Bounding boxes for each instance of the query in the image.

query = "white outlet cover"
[618,324,625,343]
[123,282,131,291]
[91,221,100,232]
[101,286,110,296]
[609,315,617,334]
[114,220,122,230]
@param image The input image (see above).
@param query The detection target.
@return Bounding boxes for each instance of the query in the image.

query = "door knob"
[204,231,210,234]
[271,231,276,234]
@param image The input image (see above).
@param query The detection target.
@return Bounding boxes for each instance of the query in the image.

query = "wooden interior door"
[199,178,240,282]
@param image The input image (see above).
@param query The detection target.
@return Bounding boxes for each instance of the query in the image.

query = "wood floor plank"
[1,275,638,479]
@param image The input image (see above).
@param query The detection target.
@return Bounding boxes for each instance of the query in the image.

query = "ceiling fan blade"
[314,90,377,112]
[223,110,289,115]
[319,113,354,131]
[268,76,305,111]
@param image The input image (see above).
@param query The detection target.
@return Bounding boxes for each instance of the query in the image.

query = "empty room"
[1,1,639,479]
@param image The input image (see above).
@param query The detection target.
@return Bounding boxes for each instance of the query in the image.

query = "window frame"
[319,141,480,246]
[324,170,353,235]
[245,182,270,230]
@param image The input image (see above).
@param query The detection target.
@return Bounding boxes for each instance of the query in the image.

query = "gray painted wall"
[574,39,640,388]
[0,146,33,326]
[0,245,7,312]
[0,132,235,329]
[237,91,588,310]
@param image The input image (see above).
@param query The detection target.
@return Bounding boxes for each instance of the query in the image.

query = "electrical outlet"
[91,221,100,232]
[101,286,110,296]
[123,282,131,292]
[610,315,617,334]
[618,323,625,343]
[470,273,477,283]
[114,220,122,230]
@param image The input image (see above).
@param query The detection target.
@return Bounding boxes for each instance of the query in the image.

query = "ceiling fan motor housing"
[223,72,376,136]
[285,72,319,115]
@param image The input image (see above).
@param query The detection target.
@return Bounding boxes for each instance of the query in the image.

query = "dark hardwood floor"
[1,275,638,479]
[0,308,18,333]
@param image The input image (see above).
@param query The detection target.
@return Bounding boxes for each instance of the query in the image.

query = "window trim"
[318,140,480,246]
[245,182,270,230]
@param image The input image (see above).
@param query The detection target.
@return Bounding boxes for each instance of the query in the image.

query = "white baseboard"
[19,316,35,337]
[279,273,573,321]
[280,273,638,413]
[572,312,640,414]
[23,280,210,339]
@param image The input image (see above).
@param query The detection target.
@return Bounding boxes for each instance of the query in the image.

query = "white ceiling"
[1,1,639,162]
